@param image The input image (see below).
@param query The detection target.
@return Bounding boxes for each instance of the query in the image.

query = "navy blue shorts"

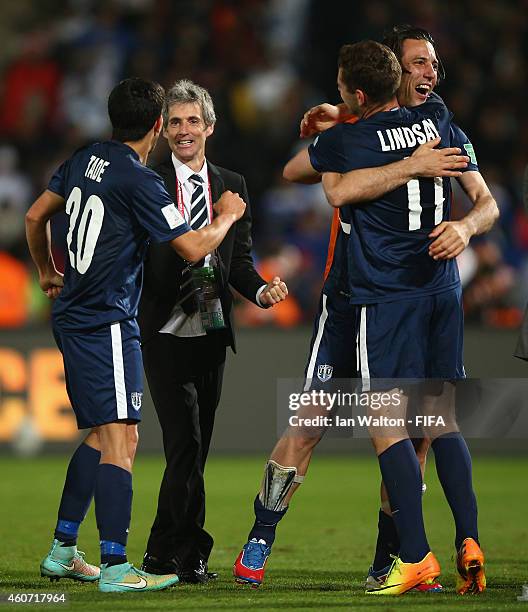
[356,287,465,390]
[303,289,358,391]
[53,319,144,429]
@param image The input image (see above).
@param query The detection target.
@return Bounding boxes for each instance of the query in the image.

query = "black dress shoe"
[141,553,180,575]
[178,559,218,584]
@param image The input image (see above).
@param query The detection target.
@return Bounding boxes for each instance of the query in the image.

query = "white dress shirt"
[159,155,267,338]
[160,156,211,337]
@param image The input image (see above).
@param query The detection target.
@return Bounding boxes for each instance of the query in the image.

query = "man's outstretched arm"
[284,136,469,202]
[169,190,246,263]
[322,137,469,208]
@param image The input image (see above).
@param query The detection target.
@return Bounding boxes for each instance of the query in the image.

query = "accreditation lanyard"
[175,173,214,224]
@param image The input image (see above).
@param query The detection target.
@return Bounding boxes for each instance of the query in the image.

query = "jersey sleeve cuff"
[307,145,324,174]
[153,222,192,243]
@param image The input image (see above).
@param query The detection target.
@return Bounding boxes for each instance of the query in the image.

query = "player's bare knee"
[372,435,408,456]
[291,432,323,454]
[426,423,459,441]
[370,425,408,443]
[97,421,133,468]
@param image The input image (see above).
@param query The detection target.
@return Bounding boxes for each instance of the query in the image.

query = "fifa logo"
[317,364,333,382]
[131,392,143,411]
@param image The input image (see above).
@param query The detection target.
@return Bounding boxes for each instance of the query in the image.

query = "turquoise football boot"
[40,539,99,582]
[99,562,178,593]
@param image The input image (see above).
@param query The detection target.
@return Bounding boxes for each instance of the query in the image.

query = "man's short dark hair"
[108,78,165,142]
[382,24,446,82]
[338,41,402,105]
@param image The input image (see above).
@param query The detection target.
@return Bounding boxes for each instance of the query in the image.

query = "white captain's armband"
[161,203,185,229]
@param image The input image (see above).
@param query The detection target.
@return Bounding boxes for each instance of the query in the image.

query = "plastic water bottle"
[195,266,226,330]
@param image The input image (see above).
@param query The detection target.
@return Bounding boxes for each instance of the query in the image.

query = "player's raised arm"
[299,102,352,138]
[169,190,246,263]
[25,189,65,298]
[428,171,499,260]
[322,137,469,208]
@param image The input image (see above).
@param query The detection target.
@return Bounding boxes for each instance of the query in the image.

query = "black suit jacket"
[138,158,266,352]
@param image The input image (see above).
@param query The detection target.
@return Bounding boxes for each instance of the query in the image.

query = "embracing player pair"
[234,29,497,596]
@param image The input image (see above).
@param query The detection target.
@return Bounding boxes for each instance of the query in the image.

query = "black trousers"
[142,332,226,566]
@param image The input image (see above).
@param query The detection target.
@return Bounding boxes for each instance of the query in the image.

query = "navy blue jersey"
[48,140,191,331]
[309,93,478,304]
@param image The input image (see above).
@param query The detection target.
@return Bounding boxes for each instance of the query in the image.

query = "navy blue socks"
[432,432,479,550]
[95,464,132,566]
[373,509,400,571]
[248,495,287,546]
[377,439,430,563]
[55,443,101,546]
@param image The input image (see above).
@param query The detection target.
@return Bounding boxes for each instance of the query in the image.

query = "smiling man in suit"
[139,79,287,583]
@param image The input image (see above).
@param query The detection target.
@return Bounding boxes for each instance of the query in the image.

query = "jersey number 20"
[65,187,104,274]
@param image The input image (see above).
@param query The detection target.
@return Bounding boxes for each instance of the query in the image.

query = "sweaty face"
[397,38,439,107]
[163,102,213,165]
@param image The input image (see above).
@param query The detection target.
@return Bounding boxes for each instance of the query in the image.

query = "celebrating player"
[26,78,245,593]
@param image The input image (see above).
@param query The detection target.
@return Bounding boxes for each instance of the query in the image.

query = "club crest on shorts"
[317,364,333,382]
[131,392,143,410]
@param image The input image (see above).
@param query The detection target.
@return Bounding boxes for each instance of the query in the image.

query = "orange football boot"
[456,538,486,594]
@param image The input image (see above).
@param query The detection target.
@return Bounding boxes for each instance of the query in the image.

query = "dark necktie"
[189,174,208,230]
[179,174,207,314]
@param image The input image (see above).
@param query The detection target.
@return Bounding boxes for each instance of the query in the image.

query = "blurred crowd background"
[1,0,527,330]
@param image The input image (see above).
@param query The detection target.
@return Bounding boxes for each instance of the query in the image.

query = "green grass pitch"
[0,454,526,610]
